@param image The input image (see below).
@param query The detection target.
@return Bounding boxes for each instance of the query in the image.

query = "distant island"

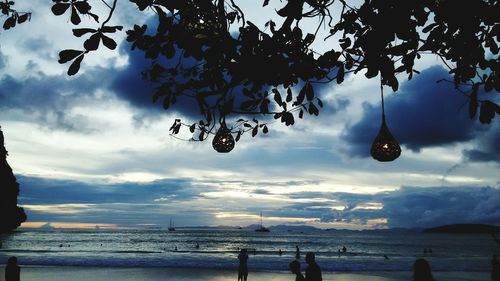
[424,224,500,234]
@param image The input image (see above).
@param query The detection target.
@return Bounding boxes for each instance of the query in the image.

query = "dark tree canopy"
[2,0,500,155]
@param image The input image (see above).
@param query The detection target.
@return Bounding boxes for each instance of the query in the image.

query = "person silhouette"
[237,249,249,281]
[413,258,435,281]
[289,260,305,281]
[295,245,300,259]
[5,256,20,281]
[304,252,322,281]
[279,249,282,256]
[342,246,347,253]
[492,255,500,281]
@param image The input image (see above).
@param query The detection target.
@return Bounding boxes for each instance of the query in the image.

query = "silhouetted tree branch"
[4,0,500,148]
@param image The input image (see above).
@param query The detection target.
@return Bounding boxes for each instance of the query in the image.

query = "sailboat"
[255,212,270,232]
[168,219,175,231]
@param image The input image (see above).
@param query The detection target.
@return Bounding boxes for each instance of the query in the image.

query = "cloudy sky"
[0,0,498,230]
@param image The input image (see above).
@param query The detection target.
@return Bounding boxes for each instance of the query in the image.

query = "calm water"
[0,228,497,272]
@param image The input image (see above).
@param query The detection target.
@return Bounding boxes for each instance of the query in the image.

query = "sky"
[0,0,498,230]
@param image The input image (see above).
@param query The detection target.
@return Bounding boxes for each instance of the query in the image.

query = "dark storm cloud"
[314,186,500,228]
[0,70,113,132]
[342,66,492,157]
[17,175,202,205]
[381,186,500,228]
[109,19,204,120]
[462,122,500,163]
[17,175,217,226]
[17,175,500,228]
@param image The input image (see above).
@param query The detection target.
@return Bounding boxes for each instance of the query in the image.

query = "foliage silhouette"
[1,0,31,30]
[4,0,500,150]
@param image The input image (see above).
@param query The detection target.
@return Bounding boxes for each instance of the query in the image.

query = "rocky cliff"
[0,126,27,232]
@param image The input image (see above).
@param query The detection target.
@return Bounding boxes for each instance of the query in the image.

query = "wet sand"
[10,266,490,281]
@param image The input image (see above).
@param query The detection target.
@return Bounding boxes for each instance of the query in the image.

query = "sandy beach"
[4,266,489,281]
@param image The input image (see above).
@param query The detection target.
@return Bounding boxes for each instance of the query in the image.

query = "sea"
[0,228,497,273]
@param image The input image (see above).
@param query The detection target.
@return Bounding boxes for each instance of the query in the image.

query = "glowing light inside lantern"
[370,120,401,162]
[212,126,235,153]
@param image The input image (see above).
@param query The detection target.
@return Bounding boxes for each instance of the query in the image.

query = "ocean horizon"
[1,227,496,273]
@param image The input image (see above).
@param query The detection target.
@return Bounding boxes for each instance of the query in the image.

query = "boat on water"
[255,212,270,232]
[168,219,175,231]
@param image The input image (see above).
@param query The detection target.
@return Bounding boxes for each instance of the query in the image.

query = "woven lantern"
[371,118,401,161]
[370,84,401,162]
[212,125,235,153]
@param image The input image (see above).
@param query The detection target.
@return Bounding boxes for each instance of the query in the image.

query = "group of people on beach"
[236,248,500,281]
[238,248,322,281]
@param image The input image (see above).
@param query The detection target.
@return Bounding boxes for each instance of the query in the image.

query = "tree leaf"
[74,1,92,14]
[260,99,270,114]
[263,125,269,134]
[51,3,70,16]
[70,6,81,25]
[479,101,498,124]
[317,98,323,108]
[101,26,123,33]
[84,33,101,51]
[337,63,345,84]
[72,28,97,37]
[422,23,438,33]
[17,13,30,24]
[2,16,15,30]
[305,82,314,101]
[469,85,479,119]
[169,119,180,131]
[162,96,170,110]
[286,88,292,102]
[67,54,84,76]
[303,33,315,45]
[252,126,258,137]
[272,89,283,106]
[58,49,84,63]
[101,34,117,50]
[308,103,319,116]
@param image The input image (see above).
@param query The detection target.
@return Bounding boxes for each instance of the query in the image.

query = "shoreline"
[7,265,491,281]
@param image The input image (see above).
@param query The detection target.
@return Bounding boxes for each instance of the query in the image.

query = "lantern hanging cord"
[380,77,385,121]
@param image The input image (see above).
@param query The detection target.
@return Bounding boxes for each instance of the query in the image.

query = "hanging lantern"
[212,125,235,153]
[370,83,401,162]
[370,118,401,161]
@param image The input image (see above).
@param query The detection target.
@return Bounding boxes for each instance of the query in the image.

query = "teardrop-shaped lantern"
[212,125,235,153]
[371,83,401,162]
[371,118,401,161]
